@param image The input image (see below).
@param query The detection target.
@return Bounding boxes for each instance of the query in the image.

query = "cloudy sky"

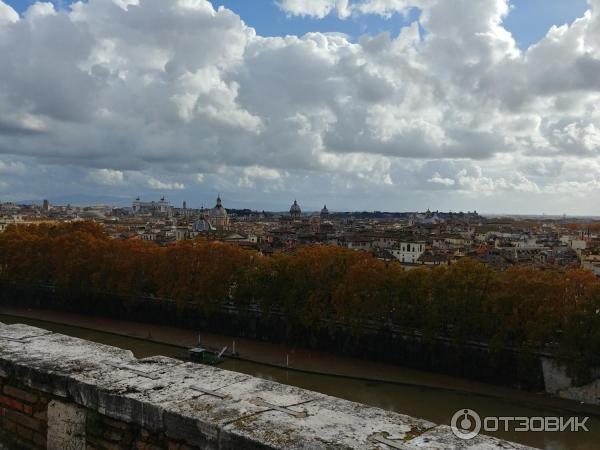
[1,0,600,214]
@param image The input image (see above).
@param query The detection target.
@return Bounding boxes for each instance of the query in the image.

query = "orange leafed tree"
[1,222,599,372]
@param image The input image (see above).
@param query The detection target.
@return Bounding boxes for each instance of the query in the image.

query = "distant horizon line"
[5,199,600,219]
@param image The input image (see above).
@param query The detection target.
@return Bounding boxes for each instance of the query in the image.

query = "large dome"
[211,195,228,218]
[290,199,301,217]
[207,195,230,231]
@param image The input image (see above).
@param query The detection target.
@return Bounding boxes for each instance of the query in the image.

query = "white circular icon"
[451,409,482,440]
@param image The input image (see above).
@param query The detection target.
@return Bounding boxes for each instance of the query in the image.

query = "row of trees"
[0,222,598,376]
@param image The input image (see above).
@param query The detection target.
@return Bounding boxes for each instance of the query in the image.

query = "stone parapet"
[0,322,535,449]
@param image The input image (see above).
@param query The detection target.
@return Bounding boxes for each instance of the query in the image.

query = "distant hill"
[17,194,131,207]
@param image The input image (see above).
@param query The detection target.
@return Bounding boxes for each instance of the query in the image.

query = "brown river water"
[0,311,598,450]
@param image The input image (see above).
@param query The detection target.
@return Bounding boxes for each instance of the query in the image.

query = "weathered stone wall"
[0,377,200,450]
[0,379,48,448]
[0,322,535,450]
[541,357,600,406]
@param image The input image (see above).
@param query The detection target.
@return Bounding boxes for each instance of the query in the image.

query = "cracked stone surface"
[0,322,538,449]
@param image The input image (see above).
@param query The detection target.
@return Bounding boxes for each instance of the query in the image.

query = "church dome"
[320,204,329,216]
[211,195,228,218]
[290,199,301,217]
[207,195,230,231]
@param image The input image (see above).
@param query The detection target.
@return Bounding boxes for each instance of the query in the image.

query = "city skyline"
[1,1,600,215]
[6,194,597,219]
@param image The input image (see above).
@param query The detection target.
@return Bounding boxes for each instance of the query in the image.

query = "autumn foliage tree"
[1,222,599,372]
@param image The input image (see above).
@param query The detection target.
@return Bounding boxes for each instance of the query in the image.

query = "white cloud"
[551,122,600,154]
[242,165,282,180]
[428,172,455,186]
[239,165,284,189]
[1,0,600,212]
[147,177,185,190]
[24,2,56,20]
[0,0,17,24]
[89,168,124,186]
[356,0,431,18]
[544,179,600,195]
[277,0,351,19]
[277,0,430,19]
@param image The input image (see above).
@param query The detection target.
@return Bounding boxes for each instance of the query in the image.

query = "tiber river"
[1,313,598,450]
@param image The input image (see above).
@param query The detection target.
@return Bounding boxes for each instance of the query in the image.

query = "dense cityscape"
[2,196,600,275]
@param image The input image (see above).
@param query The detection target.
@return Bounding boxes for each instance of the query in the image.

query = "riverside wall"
[0,290,546,391]
[541,357,600,406]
